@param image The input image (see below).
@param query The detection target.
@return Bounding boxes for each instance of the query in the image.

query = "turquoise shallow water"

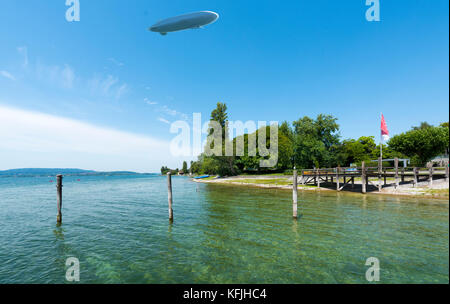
[0,175,448,283]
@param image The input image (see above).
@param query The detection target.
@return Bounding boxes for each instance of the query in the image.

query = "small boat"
[193,175,210,179]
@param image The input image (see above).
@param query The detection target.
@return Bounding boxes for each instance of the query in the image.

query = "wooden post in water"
[56,175,63,224]
[413,167,418,187]
[383,170,387,186]
[351,176,355,189]
[167,172,174,222]
[378,157,382,192]
[401,168,405,183]
[428,167,433,187]
[361,162,366,194]
[316,169,320,188]
[446,162,449,183]
[336,168,340,191]
[394,158,399,189]
[293,169,298,219]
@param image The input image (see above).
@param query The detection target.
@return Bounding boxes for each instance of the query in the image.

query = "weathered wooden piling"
[383,169,387,185]
[377,157,382,192]
[56,175,63,224]
[401,168,405,183]
[293,169,298,219]
[336,168,340,191]
[394,158,399,189]
[429,167,433,187]
[316,169,320,188]
[413,167,418,187]
[446,163,449,183]
[167,172,174,222]
[361,161,366,194]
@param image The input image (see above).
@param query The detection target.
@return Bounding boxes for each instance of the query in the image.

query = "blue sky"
[0,0,448,172]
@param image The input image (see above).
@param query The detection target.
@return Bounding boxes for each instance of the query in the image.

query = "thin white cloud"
[0,70,16,81]
[61,65,75,88]
[89,74,128,99]
[108,57,125,67]
[144,98,157,105]
[36,62,75,89]
[17,46,28,67]
[0,105,185,172]
[158,117,170,124]
[116,84,128,99]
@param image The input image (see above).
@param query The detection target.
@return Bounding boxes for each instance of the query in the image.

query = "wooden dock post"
[56,175,63,224]
[428,167,433,187]
[413,167,418,187]
[378,157,382,192]
[446,163,449,183]
[336,168,340,191]
[361,162,366,194]
[293,169,298,219]
[316,169,320,188]
[383,169,387,185]
[394,158,399,189]
[167,172,174,222]
[351,176,355,189]
[401,168,405,183]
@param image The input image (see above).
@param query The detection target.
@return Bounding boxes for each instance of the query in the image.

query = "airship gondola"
[149,11,219,35]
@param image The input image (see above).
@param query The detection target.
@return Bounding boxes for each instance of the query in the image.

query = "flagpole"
[380,113,383,170]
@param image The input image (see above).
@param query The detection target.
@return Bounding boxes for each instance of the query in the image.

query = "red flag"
[381,114,389,141]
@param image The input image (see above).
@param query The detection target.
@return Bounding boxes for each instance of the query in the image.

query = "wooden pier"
[298,158,449,193]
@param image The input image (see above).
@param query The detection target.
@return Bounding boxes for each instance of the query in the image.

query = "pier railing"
[298,158,449,193]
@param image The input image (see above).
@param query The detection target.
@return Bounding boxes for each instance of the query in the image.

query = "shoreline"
[192,175,449,200]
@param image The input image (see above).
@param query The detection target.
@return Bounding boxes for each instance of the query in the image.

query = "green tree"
[341,136,377,165]
[292,114,340,168]
[388,125,449,166]
[412,121,433,130]
[182,161,188,173]
[204,102,237,176]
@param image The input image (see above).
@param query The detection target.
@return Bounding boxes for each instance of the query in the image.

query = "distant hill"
[0,168,151,177]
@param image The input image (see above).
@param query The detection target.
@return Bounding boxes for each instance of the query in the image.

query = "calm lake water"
[0,175,448,284]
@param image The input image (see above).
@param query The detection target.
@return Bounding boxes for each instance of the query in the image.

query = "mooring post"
[317,168,320,188]
[336,167,340,191]
[56,175,63,224]
[401,168,405,183]
[394,158,399,189]
[167,172,174,222]
[293,169,298,219]
[378,157,382,192]
[361,162,366,194]
[413,167,418,187]
[383,169,387,185]
[428,166,433,187]
[446,162,449,183]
